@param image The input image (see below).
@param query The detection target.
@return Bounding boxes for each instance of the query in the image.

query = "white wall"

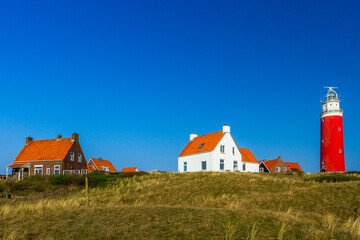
[178,151,212,172]
[242,162,259,172]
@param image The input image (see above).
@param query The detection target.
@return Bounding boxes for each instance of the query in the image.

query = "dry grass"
[0,172,359,239]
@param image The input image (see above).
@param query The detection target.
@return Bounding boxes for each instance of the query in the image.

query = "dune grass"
[0,172,359,239]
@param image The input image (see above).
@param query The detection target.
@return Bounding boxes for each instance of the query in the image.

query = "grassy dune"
[0,172,360,239]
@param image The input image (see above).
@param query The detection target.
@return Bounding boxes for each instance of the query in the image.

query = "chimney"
[98,157,102,161]
[222,124,230,133]
[190,133,197,141]
[71,132,79,143]
[278,156,283,161]
[25,136,33,145]
[57,134,62,141]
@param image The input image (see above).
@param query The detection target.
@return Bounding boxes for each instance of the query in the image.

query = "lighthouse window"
[322,139,325,143]
[322,118,324,122]
[339,149,342,153]
[338,127,341,131]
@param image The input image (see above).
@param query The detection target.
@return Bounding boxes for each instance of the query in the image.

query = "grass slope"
[0,172,360,239]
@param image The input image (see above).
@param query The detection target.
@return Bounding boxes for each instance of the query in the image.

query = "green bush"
[305,173,360,183]
[0,183,5,193]
[50,174,85,186]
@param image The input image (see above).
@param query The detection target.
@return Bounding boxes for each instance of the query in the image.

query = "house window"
[54,165,60,175]
[76,170,80,174]
[184,162,187,172]
[232,147,235,155]
[220,159,224,171]
[201,161,207,171]
[46,168,50,175]
[34,165,43,175]
[260,167,264,172]
[275,167,280,172]
[284,167,287,172]
[199,143,204,149]
[70,152,74,161]
[243,164,246,171]
[233,161,238,171]
[78,154,82,162]
[63,170,75,175]
[102,166,109,171]
[220,145,225,154]
[81,169,87,174]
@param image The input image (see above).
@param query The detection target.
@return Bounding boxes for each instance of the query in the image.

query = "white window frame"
[34,165,43,175]
[54,165,60,175]
[81,169,87,174]
[260,167,264,172]
[233,161,238,171]
[220,145,225,154]
[102,166,109,172]
[232,147,235,155]
[243,163,246,171]
[76,170,80,174]
[201,161,207,171]
[284,167,287,172]
[275,167,280,172]
[183,162,187,172]
[70,152,74,161]
[220,159,224,171]
[78,154,82,162]
[46,168,50,175]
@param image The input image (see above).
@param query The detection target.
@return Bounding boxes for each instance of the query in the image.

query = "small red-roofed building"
[285,162,303,172]
[121,167,138,172]
[259,156,303,173]
[6,133,87,180]
[178,125,259,173]
[87,158,117,173]
[238,148,260,172]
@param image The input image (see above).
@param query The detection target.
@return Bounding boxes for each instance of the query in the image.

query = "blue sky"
[0,0,359,173]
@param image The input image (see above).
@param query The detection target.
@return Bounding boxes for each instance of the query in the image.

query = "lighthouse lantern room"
[320,87,345,172]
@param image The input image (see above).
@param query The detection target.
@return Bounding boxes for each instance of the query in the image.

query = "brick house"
[87,158,117,173]
[259,156,303,173]
[6,133,87,180]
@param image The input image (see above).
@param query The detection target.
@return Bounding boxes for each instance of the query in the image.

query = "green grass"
[0,172,360,239]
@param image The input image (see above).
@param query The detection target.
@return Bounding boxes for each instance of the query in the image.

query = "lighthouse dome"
[325,90,338,101]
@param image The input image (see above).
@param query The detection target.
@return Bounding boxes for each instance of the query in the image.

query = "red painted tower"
[320,87,345,172]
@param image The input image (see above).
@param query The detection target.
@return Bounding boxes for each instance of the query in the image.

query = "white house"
[178,125,259,173]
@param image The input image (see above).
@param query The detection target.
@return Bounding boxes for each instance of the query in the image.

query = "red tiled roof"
[14,138,74,162]
[87,164,95,172]
[238,148,258,163]
[89,158,117,172]
[121,167,138,172]
[179,131,224,157]
[7,163,29,168]
[285,162,303,172]
[262,159,279,171]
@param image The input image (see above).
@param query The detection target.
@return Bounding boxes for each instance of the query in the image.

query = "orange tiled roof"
[89,158,117,172]
[7,163,28,168]
[121,167,138,172]
[87,164,95,172]
[14,138,74,162]
[262,159,279,171]
[285,162,303,172]
[238,148,258,163]
[179,131,224,157]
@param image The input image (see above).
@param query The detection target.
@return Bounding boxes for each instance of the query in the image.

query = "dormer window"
[199,143,204,149]
[102,166,109,171]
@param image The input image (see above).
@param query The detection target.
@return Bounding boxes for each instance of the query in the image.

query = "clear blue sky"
[0,0,359,173]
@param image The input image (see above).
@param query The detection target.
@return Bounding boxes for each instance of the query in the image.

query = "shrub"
[305,173,360,183]
[0,183,5,193]
[50,174,85,186]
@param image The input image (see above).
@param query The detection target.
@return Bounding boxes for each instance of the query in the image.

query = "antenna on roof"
[324,86,338,91]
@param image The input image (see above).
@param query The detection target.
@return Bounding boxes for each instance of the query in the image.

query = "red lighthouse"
[320,87,345,172]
